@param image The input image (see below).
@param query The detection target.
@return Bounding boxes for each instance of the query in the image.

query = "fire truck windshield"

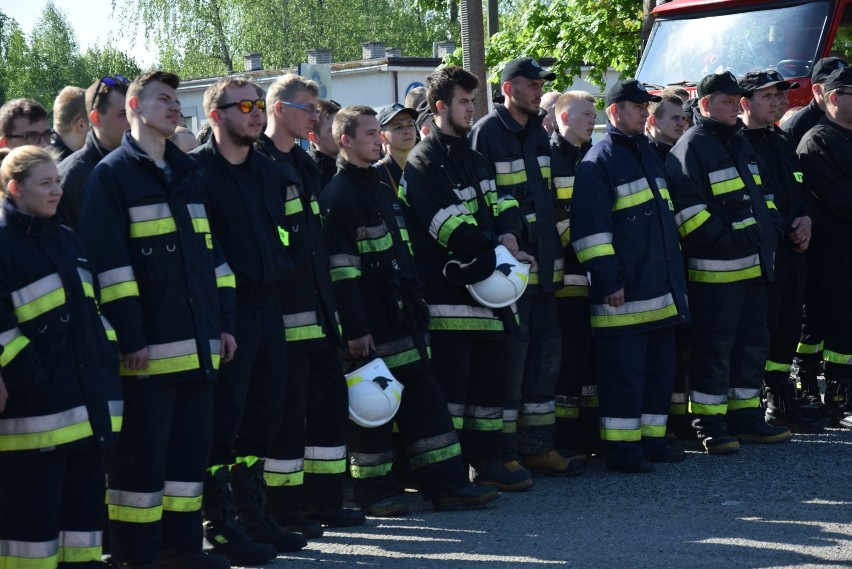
[638,2,831,87]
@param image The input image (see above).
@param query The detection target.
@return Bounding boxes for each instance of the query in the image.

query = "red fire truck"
[636,0,852,106]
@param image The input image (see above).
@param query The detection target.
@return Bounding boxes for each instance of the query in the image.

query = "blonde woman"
[0,145,121,568]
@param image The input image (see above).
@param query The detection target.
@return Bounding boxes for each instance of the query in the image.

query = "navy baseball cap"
[823,67,852,93]
[812,57,847,84]
[738,70,799,92]
[377,103,417,127]
[500,57,556,83]
[698,71,752,98]
[604,79,661,106]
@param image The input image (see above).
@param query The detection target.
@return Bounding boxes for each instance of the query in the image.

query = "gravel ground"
[243,426,852,569]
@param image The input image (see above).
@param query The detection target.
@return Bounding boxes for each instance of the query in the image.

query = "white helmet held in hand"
[467,245,530,308]
[346,358,404,428]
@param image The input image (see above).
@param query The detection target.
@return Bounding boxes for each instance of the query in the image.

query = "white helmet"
[466,245,530,308]
[346,358,404,428]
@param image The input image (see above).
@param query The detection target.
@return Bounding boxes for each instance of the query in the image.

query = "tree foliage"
[0,3,141,112]
[484,0,645,91]
[117,0,460,79]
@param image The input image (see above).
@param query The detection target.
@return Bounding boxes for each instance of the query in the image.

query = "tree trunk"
[461,0,487,120]
[209,0,233,72]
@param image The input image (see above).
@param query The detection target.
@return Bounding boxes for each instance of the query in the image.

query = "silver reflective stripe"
[0,327,24,346]
[283,311,319,327]
[59,531,101,548]
[572,232,613,251]
[690,391,727,404]
[563,274,588,286]
[554,258,564,271]
[429,204,472,239]
[537,155,551,168]
[556,219,570,235]
[747,163,760,175]
[615,177,650,198]
[494,158,525,174]
[0,405,88,435]
[108,401,124,416]
[428,304,496,319]
[688,254,760,272]
[98,266,136,288]
[285,185,300,201]
[215,263,234,278]
[479,179,497,194]
[305,445,347,460]
[581,385,598,396]
[375,336,416,355]
[77,268,93,287]
[107,489,163,508]
[406,431,458,455]
[11,273,63,307]
[729,388,760,400]
[209,339,221,355]
[186,203,207,218]
[264,458,304,473]
[350,451,393,466]
[164,481,203,497]
[503,409,518,422]
[467,405,501,418]
[553,176,575,188]
[0,539,59,558]
[453,186,477,202]
[101,316,115,333]
[601,417,640,430]
[671,393,688,404]
[447,403,465,416]
[523,401,556,414]
[675,204,707,227]
[591,293,674,316]
[148,340,197,359]
[708,167,739,184]
[356,221,389,240]
[732,217,756,229]
[128,203,172,222]
[640,414,668,426]
[656,177,667,190]
[329,253,361,270]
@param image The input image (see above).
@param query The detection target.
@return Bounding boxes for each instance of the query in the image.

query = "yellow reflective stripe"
[494,159,527,186]
[600,417,641,442]
[77,268,95,299]
[688,254,761,283]
[824,350,852,365]
[640,414,667,438]
[162,496,202,512]
[215,263,235,289]
[349,463,392,479]
[107,504,162,523]
[675,204,710,237]
[765,360,792,373]
[732,217,756,230]
[689,390,727,415]
[590,293,677,328]
[613,188,654,211]
[766,200,778,210]
[263,457,305,487]
[0,327,30,367]
[429,204,477,248]
[107,489,163,523]
[120,339,201,377]
[709,167,745,196]
[356,233,393,253]
[0,539,59,568]
[128,203,176,238]
[12,274,66,322]
[0,406,93,452]
[796,340,823,355]
[408,441,461,470]
[58,546,101,563]
[98,266,139,304]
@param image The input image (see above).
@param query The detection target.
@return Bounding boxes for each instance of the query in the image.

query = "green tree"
[79,44,143,85]
[117,0,459,79]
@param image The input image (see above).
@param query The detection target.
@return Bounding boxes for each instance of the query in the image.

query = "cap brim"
[749,80,797,91]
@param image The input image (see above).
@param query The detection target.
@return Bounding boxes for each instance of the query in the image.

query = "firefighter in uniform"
[548,90,599,459]
[191,78,305,564]
[666,72,791,454]
[78,72,235,568]
[255,74,364,535]
[796,66,852,429]
[470,57,576,475]
[571,80,690,472]
[319,105,499,515]
[782,57,846,413]
[307,99,341,191]
[0,145,122,569]
[399,66,532,491]
[737,70,823,434]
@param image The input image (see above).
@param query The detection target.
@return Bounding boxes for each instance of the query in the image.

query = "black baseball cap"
[811,57,847,84]
[414,99,432,131]
[376,103,417,127]
[683,97,699,115]
[604,79,661,106]
[823,67,852,94]
[698,71,752,98]
[738,70,799,92]
[500,57,556,83]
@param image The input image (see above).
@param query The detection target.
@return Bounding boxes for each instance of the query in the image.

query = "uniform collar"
[693,111,744,139]
[494,103,545,135]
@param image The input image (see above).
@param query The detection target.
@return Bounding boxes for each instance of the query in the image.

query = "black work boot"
[764,381,824,434]
[828,379,852,429]
[693,414,739,455]
[796,357,830,418]
[469,459,533,492]
[202,467,278,565]
[726,408,791,444]
[230,460,308,553]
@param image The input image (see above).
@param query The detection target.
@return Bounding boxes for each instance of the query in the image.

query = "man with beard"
[399,65,533,492]
[471,57,576,476]
[191,77,305,565]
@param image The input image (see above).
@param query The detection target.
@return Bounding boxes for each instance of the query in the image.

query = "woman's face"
[10,160,62,218]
